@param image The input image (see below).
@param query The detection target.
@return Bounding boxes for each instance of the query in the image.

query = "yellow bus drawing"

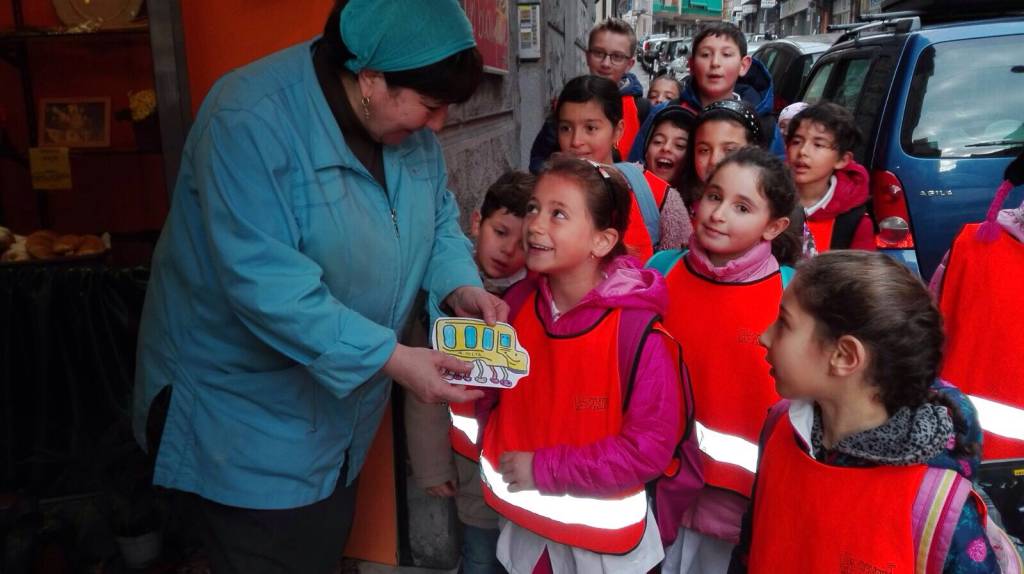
[433,319,529,387]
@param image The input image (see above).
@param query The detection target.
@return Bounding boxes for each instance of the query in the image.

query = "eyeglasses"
[587,49,630,66]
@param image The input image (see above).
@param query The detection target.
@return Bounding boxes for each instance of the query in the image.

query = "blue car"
[798,5,1024,280]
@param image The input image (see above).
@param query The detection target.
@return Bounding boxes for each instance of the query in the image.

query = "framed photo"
[38,97,111,148]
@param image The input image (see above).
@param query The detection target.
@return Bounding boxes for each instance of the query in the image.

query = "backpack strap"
[831,203,869,250]
[618,310,696,479]
[615,162,661,246]
[647,248,686,276]
[912,467,973,574]
[779,265,796,289]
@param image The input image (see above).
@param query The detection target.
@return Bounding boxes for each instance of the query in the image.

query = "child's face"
[647,78,679,105]
[786,120,851,193]
[689,34,752,104]
[524,174,613,276]
[472,208,526,280]
[694,162,788,266]
[557,100,622,165]
[760,286,835,400]
[693,120,749,182]
[587,31,635,84]
[645,121,689,184]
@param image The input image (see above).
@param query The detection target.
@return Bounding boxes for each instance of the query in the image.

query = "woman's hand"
[445,286,509,324]
[383,344,483,404]
[499,451,535,492]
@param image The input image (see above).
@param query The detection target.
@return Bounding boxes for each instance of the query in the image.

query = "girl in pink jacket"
[476,155,700,574]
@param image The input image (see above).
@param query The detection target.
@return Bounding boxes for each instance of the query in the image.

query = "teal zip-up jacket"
[133,40,481,509]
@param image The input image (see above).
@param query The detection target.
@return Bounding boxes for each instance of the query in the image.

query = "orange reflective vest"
[806,219,835,253]
[623,170,670,262]
[618,95,641,160]
[661,254,784,497]
[749,412,927,572]
[939,223,1024,460]
[480,292,651,554]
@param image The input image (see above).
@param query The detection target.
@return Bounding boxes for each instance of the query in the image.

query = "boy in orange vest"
[528,18,650,173]
[404,170,534,573]
[785,102,875,254]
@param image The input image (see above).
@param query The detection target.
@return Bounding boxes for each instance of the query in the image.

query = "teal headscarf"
[341,0,477,74]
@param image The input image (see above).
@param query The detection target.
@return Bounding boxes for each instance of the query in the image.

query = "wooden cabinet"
[0,0,189,265]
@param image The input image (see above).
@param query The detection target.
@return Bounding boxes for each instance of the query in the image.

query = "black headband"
[702,99,762,144]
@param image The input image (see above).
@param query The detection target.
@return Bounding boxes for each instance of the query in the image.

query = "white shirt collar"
[804,175,837,217]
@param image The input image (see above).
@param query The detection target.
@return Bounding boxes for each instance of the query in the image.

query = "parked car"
[798,4,1024,279]
[653,37,689,77]
[751,33,840,116]
[641,34,669,73]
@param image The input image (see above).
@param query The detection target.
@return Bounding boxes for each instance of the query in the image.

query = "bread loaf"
[25,230,58,260]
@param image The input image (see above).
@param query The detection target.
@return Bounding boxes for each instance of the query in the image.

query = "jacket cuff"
[306,313,397,398]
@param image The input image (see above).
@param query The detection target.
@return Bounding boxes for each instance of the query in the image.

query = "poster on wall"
[517,2,541,60]
[463,0,510,74]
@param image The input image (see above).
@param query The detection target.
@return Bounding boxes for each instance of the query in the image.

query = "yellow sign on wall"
[28,147,72,190]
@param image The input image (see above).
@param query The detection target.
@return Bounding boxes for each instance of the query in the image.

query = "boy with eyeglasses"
[528,18,650,173]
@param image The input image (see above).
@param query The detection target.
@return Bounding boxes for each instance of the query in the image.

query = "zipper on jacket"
[390,207,400,239]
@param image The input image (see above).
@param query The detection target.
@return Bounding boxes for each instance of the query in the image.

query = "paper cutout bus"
[432,318,530,388]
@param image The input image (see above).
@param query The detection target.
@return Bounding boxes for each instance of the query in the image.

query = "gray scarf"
[811,402,955,465]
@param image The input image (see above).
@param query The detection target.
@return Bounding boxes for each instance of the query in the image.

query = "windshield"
[902,34,1024,158]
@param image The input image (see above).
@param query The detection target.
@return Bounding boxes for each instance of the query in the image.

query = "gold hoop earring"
[360,96,371,121]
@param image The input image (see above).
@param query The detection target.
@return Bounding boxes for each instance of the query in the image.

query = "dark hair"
[691,22,747,57]
[590,17,637,55]
[787,102,862,155]
[481,170,536,219]
[790,251,975,456]
[703,147,801,264]
[554,75,623,127]
[700,99,762,145]
[322,1,483,104]
[538,153,632,260]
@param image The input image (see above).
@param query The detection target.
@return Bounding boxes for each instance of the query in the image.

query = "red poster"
[463,0,510,73]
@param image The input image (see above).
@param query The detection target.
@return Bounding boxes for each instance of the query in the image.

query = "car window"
[803,60,835,103]
[757,48,779,74]
[901,34,1024,158]
[831,58,870,109]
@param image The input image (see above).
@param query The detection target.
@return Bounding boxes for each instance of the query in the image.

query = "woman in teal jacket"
[133,1,505,571]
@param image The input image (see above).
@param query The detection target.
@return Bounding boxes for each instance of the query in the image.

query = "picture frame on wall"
[38,97,111,148]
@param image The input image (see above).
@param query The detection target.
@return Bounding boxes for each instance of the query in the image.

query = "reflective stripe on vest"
[618,95,641,159]
[480,456,647,529]
[695,421,759,474]
[968,395,1024,442]
[480,291,648,553]
[939,223,1024,459]
[662,257,783,497]
[749,412,925,572]
[449,397,481,459]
